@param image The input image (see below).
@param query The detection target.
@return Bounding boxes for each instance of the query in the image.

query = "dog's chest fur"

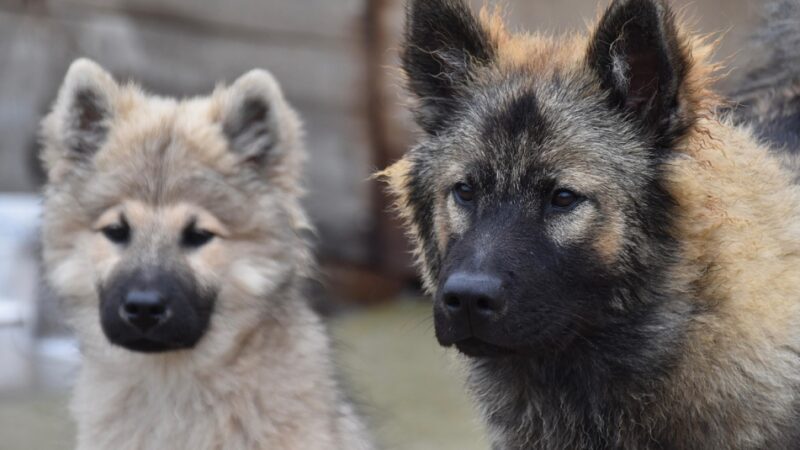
[70,307,366,450]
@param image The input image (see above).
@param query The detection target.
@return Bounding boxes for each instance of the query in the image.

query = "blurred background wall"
[0,0,758,302]
[0,0,764,448]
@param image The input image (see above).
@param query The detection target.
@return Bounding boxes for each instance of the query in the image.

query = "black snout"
[432,204,621,358]
[100,267,215,353]
[120,289,171,332]
[434,271,510,354]
[441,272,505,319]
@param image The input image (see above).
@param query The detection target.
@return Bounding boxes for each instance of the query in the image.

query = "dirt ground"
[0,300,488,450]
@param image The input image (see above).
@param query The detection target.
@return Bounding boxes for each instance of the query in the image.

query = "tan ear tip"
[61,58,117,96]
[67,57,101,73]
[65,58,105,81]
[231,68,283,100]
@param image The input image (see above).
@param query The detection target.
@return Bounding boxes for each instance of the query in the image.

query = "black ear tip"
[407,0,462,13]
[604,0,671,23]
[592,0,680,58]
[589,0,690,145]
[400,0,494,134]
[607,0,666,9]
[402,0,492,67]
[405,0,473,30]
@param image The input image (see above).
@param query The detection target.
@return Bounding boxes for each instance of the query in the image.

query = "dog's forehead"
[79,132,251,226]
[83,99,239,189]
[96,100,233,171]
[438,72,643,183]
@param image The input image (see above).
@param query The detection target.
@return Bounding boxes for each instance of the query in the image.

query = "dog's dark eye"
[453,182,475,205]
[181,223,215,248]
[101,219,131,245]
[551,189,580,209]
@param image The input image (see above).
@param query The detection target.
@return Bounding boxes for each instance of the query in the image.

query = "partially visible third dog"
[730,0,800,152]
[40,59,372,450]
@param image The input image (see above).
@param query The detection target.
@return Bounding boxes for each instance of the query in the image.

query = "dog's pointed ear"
[48,58,118,160]
[587,0,691,145]
[220,69,298,165]
[402,0,496,134]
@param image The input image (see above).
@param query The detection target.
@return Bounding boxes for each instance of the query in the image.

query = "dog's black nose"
[120,290,170,332]
[441,272,505,320]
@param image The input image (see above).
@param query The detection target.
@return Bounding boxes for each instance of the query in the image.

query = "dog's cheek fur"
[42,190,112,308]
[43,228,119,355]
[381,156,443,293]
[208,225,301,307]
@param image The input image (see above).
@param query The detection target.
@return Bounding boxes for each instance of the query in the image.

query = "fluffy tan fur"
[383,3,800,447]
[41,59,371,450]
[660,117,800,443]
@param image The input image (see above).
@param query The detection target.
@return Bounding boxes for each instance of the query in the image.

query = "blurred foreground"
[0,301,488,450]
